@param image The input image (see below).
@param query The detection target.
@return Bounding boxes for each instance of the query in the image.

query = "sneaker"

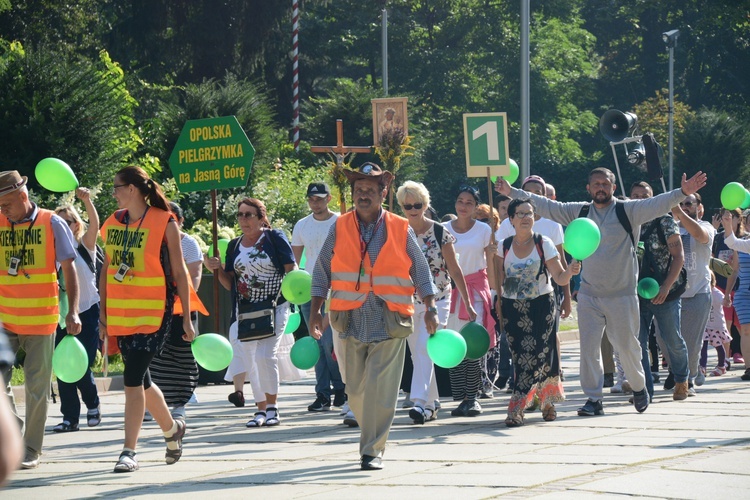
[332,390,347,408]
[710,366,726,377]
[663,371,675,391]
[228,391,245,407]
[143,411,153,422]
[339,401,350,416]
[603,373,614,388]
[610,382,623,394]
[343,410,358,427]
[741,368,750,381]
[733,353,745,365]
[651,372,661,384]
[401,393,414,409]
[466,400,482,416]
[307,396,331,412]
[451,400,471,417]
[688,381,697,396]
[673,381,689,401]
[577,399,604,416]
[695,367,706,386]
[633,389,649,413]
[87,406,102,427]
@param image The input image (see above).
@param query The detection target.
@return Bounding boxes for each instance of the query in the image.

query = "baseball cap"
[306,182,331,198]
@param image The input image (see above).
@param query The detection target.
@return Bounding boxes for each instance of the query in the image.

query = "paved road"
[5,338,750,499]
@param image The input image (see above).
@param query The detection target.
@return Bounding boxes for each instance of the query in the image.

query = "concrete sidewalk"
[5,338,750,499]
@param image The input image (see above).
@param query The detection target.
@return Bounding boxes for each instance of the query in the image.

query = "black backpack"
[502,233,549,283]
[639,219,688,301]
[578,201,634,248]
[78,243,105,289]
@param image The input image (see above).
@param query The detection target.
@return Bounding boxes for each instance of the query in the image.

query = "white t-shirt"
[442,220,491,275]
[291,212,339,270]
[679,220,715,298]
[73,245,99,313]
[180,233,202,264]
[501,235,558,300]
[495,216,564,253]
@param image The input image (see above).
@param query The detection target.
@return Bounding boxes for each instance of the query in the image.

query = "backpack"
[77,243,105,290]
[502,233,549,283]
[639,218,688,301]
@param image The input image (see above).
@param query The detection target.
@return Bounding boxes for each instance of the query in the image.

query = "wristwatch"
[426,306,438,314]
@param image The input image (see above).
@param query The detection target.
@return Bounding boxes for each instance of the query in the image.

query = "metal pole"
[292,0,300,151]
[382,9,388,96]
[520,0,530,180]
[668,45,675,190]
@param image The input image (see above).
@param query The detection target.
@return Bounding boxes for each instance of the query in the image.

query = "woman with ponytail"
[99,166,195,472]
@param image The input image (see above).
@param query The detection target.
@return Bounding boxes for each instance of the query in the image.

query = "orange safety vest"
[0,209,59,335]
[330,211,415,316]
[101,208,171,336]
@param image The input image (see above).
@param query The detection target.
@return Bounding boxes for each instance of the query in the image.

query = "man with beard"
[672,193,715,394]
[495,167,707,415]
[309,162,437,470]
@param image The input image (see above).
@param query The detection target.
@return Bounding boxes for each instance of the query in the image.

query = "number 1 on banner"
[462,112,509,178]
[472,121,500,161]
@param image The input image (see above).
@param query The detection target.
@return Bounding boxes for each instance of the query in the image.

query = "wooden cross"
[311,119,372,212]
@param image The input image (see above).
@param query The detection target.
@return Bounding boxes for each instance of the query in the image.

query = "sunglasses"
[679,201,694,207]
[402,202,424,211]
[237,212,259,219]
[458,185,479,195]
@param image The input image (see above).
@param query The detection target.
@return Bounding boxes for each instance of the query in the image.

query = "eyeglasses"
[237,212,258,219]
[402,202,424,211]
[679,201,694,207]
[112,183,128,194]
[514,211,534,219]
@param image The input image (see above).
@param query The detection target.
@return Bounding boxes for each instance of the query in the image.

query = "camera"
[113,263,130,282]
[8,257,20,276]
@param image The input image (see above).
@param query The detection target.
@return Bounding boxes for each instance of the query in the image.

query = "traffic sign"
[169,116,255,192]
[462,113,510,178]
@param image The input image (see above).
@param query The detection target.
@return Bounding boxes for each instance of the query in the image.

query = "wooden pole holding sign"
[169,115,256,337]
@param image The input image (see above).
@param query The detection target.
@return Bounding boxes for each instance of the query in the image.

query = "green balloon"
[721,182,746,210]
[741,190,750,210]
[459,321,490,360]
[208,238,230,263]
[637,277,660,300]
[299,249,307,270]
[35,157,79,192]
[427,329,467,369]
[191,333,233,372]
[284,311,301,334]
[281,270,312,305]
[564,217,601,260]
[490,159,520,185]
[52,335,89,383]
[290,336,320,370]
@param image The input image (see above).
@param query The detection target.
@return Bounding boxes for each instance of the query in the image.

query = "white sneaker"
[343,410,358,427]
[339,401,350,416]
[610,382,623,394]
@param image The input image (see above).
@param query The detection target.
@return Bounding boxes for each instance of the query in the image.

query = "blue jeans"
[639,298,688,397]
[54,304,101,425]
[299,301,344,400]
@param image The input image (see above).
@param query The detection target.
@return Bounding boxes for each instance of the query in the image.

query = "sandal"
[505,413,524,427]
[542,404,557,422]
[710,366,726,376]
[53,421,79,433]
[425,408,438,422]
[246,411,266,428]
[228,391,245,407]
[164,419,186,465]
[87,406,101,427]
[113,451,138,473]
[264,407,280,426]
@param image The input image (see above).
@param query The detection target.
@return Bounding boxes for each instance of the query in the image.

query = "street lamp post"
[663,29,679,190]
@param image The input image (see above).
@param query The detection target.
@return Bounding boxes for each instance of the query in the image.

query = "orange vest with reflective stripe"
[330,211,415,316]
[0,210,59,335]
[101,208,171,336]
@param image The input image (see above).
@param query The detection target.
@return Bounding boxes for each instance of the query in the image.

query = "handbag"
[237,298,277,341]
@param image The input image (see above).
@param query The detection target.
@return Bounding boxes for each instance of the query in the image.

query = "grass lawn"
[11,353,124,386]
[559,301,579,332]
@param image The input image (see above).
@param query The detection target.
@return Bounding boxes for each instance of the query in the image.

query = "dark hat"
[306,182,331,198]
[343,162,394,187]
[0,170,28,196]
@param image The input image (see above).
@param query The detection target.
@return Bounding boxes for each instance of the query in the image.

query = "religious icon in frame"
[371,97,408,146]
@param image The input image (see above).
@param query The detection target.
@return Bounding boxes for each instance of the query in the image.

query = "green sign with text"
[169,116,255,192]
[462,112,510,178]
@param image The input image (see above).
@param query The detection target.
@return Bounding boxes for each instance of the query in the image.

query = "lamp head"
[662,29,680,48]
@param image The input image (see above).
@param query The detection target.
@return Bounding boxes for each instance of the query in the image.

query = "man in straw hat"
[308,162,437,470]
[0,170,82,469]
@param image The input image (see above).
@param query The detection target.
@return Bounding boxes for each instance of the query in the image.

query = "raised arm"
[76,187,99,252]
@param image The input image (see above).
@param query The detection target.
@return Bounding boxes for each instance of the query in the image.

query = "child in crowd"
[701,272,732,376]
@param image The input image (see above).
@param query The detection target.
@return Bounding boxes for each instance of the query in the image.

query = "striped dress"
[733,251,750,325]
